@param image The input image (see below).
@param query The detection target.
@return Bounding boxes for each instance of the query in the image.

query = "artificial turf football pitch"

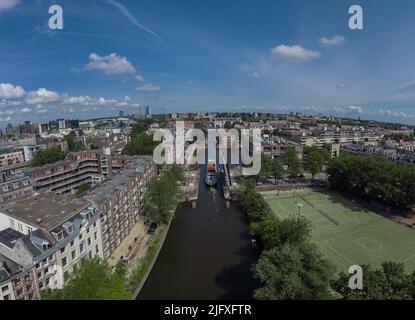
[265,191,415,272]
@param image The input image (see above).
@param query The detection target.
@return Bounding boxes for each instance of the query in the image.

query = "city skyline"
[2,0,415,124]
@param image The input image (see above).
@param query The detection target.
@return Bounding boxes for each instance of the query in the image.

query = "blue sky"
[1,0,415,125]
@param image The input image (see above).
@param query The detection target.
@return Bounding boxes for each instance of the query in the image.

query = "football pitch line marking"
[274,200,288,214]
[323,226,372,243]
[323,241,355,265]
[372,225,415,246]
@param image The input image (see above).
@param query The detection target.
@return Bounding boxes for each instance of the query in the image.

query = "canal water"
[138,162,259,300]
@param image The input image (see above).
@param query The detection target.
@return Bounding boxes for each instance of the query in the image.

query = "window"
[87,238,91,246]
[44,267,49,274]
[79,234,83,240]
[1,285,8,293]
[71,250,76,260]
[79,243,84,253]
[60,247,66,254]
[95,245,99,254]
[62,257,67,267]
[86,227,90,234]
[94,232,97,240]
[9,219,15,228]
[93,222,97,228]
[70,240,74,247]
[35,263,41,269]
[37,272,42,279]
[3,294,10,300]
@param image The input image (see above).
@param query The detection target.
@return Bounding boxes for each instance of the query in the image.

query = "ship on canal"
[205,159,217,186]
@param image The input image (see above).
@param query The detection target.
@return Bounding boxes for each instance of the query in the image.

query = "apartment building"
[0,156,156,300]
[0,193,104,299]
[283,126,381,148]
[0,173,33,204]
[262,136,303,159]
[87,156,156,259]
[0,150,25,169]
[27,150,130,194]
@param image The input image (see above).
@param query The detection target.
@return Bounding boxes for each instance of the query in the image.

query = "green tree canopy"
[253,242,335,300]
[332,262,413,300]
[122,132,158,156]
[303,146,329,177]
[41,258,129,300]
[282,147,302,177]
[30,147,66,167]
[144,165,184,224]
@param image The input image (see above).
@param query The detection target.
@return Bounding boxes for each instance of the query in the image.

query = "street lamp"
[297,203,304,216]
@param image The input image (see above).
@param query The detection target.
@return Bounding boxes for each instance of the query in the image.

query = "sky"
[1,0,415,125]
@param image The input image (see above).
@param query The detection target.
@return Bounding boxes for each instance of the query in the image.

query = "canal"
[138,162,259,300]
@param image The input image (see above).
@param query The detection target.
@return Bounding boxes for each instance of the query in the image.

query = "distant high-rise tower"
[139,105,151,119]
[119,110,124,118]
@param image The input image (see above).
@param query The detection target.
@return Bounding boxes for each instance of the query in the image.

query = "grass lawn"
[266,191,415,273]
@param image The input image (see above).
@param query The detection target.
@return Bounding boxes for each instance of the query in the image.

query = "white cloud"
[349,106,363,113]
[105,0,163,42]
[137,83,161,93]
[20,107,31,114]
[61,95,92,105]
[270,44,320,61]
[25,88,60,105]
[134,74,145,81]
[378,109,414,119]
[318,35,345,46]
[251,72,261,79]
[336,84,348,89]
[86,53,136,75]
[0,0,20,13]
[333,106,345,113]
[0,83,25,99]
[0,116,11,122]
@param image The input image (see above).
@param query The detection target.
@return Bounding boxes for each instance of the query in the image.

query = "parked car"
[147,222,158,235]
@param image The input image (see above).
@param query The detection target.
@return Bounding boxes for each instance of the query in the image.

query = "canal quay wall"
[131,208,175,300]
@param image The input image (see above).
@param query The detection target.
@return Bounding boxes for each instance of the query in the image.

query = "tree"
[224,121,233,129]
[30,147,66,167]
[41,258,129,300]
[76,183,90,196]
[122,132,158,156]
[271,158,284,184]
[257,154,272,181]
[144,166,184,224]
[238,179,272,222]
[332,262,411,300]
[253,242,335,300]
[250,218,280,249]
[304,146,327,178]
[283,147,302,177]
[327,154,415,211]
[64,132,83,152]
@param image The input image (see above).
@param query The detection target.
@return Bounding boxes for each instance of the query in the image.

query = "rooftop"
[0,228,24,249]
[1,193,90,230]
[87,156,152,205]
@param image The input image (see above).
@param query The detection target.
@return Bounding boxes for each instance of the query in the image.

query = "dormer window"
[62,222,74,234]
[52,230,64,241]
